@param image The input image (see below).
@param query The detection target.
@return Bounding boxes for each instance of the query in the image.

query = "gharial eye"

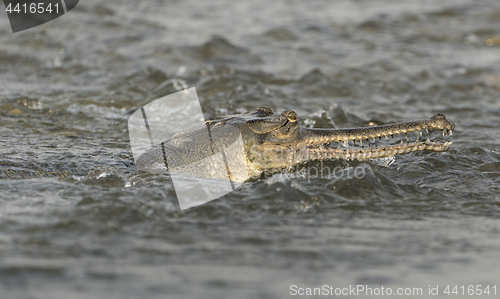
[257,106,274,115]
[286,111,298,122]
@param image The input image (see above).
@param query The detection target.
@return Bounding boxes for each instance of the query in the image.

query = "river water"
[0,0,499,298]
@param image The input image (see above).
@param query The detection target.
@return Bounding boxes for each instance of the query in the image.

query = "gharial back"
[135,116,249,181]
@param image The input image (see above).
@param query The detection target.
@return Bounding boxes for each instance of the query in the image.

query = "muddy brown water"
[0,0,500,298]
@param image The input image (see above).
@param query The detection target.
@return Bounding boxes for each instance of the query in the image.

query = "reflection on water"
[0,0,500,298]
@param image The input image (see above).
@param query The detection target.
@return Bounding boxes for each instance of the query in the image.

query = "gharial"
[0,107,454,180]
[135,106,455,182]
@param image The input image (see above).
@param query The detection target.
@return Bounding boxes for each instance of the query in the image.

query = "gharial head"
[228,106,301,146]
[224,106,454,146]
[211,106,455,170]
[136,106,455,175]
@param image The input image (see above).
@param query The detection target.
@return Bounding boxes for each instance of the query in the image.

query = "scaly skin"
[136,107,455,180]
[299,114,453,145]
[0,107,454,180]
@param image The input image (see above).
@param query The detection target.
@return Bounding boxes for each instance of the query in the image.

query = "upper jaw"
[298,114,455,147]
[297,114,455,162]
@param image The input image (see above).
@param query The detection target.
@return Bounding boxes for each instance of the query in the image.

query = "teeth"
[372,138,375,142]
[385,136,388,140]
[425,129,428,134]
[426,138,430,144]
[419,131,422,136]
[450,130,453,136]
[442,130,444,136]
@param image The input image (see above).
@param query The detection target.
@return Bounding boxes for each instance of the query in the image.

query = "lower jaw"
[307,141,452,161]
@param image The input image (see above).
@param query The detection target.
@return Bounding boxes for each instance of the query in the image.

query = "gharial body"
[0,107,455,180]
[135,107,455,182]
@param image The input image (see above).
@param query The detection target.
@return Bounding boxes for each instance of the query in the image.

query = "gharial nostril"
[431,114,446,120]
